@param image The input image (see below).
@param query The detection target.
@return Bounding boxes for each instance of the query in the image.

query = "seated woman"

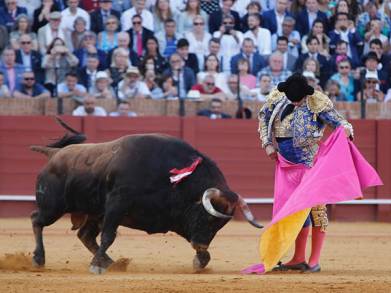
[106,47,131,90]
[237,58,256,89]
[330,58,356,102]
[70,17,87,51]
[97,15,119,53]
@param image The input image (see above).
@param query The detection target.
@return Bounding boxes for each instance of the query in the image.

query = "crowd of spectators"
[0,0,391,117]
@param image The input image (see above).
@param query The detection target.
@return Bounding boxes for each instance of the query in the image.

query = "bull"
[30,118,262,274]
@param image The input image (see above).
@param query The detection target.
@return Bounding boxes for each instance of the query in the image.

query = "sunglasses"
[21,41,31,44]
[24,77,35,81]
[339,66,350,69]
[132,21,141,25]
[194,22,204,26]
[206,82,215,86]
[223,22,233,25]
[366,80,378,84]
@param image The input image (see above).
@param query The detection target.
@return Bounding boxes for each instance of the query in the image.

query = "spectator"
[117,66,151,100]
[77,54,100,91]
[139,56,158,77]
[0,47,25,94]
[363,19,389,55]
[197,97,231,119]
[213,14,243,73]
[153,0,178,34]
[262,0,292,36]
[109,100,137,116]
[302,70,321,91]
[328,0,352,29]
[163,52,196,98]
[362,52,389,94]
[61,0,90,39]
[301,19,330,57]
[32,0,60,33]
[127,14,154,58]
[0,0,28,32]
[73,32,107,70]
[191,73,226,100]
[107,47,130,89]
[72,94,107,116]
[156,18,181,58]
[329,12,363,68]
[97,15,119,53]
[57,71,87,103]
[15,34,43,84]
[208,0,241,34]
[141,36,169,74]
[70,17,87,51]
[294,0,328,37]
[243,13,271,56]
[237,58,256,89]
[184,15,211,70]
[105,32,138,68]
[325,79,346,102]
[10,14,38,51]
[252,73,272,102]
[13,71,50,99]
[290,0,306,18]
[258,52,292,87]
[37,11,65,56]
[176,38,199,75]
[197,53,228,94]
[230,38,266,76]
[302,57,320,83]
[111,0,131,13]
[271,16,301,57]
[294,36,329,87]
[275,36,297,72]
[329,40,355,74]
[369,39,391,79]
[143,70,165,99]
[177,0,208,35]
[90,0,121,34]
[0,72,11,98]
[89,70,116,99]
[208,37,222,60]
[240,1,261,33]
[330,58,355,102]
[0,24,9,54]
[224,73,254,100]
[121,0,154,31]
[356,70,385,103]
[158,74,178,99]
[42,37,79,94]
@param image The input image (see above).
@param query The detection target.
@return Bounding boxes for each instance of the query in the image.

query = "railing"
[0,98,391,118]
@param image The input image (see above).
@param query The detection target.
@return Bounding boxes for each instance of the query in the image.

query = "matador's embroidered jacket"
[258,89,353,166]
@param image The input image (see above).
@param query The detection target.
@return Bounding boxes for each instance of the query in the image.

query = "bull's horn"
[202,188,233,219]
[237,196,263,229]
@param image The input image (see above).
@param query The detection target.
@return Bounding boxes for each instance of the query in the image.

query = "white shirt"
[213,31,243,73]
[121,8,154,32]
[276,12,285,36]
[117,80,151,100]
[72,106,107,116]
[61,8,90,32]
[185,31,211,70]
[244,28,272,56]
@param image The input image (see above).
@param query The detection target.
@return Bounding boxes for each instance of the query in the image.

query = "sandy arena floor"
[0,218,390,293]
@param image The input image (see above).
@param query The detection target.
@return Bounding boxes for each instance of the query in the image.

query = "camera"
[224,25,233,34]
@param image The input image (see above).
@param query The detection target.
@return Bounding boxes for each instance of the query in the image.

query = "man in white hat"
[90,71,116,99]
[117,66,151,100]
[356,70,384,103]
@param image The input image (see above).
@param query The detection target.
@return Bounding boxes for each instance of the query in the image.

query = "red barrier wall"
[0,116,390,221]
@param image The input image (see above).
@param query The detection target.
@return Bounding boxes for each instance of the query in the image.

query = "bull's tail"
[30,145,59,158]
[55,116,82,135]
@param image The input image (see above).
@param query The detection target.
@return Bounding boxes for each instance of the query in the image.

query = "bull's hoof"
[89,265,107,275]
[193,250,210,272]
[32,255,45,267]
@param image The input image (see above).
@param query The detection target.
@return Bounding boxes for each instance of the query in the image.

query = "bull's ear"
[202,188,233,219]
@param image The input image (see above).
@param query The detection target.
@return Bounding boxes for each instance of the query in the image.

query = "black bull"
[30,118,262,274]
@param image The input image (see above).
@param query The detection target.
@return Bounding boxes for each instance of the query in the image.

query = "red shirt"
[191,84,222,94]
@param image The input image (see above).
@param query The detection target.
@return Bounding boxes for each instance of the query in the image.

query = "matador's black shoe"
[272,261,308,272]
[303,263,321,273]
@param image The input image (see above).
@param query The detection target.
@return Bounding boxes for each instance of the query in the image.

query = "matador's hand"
[265,145,277,160]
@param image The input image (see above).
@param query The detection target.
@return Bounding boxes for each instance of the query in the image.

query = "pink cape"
[242,127,383,274]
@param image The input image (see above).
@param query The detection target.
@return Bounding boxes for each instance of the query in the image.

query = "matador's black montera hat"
[277,73,314,102]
